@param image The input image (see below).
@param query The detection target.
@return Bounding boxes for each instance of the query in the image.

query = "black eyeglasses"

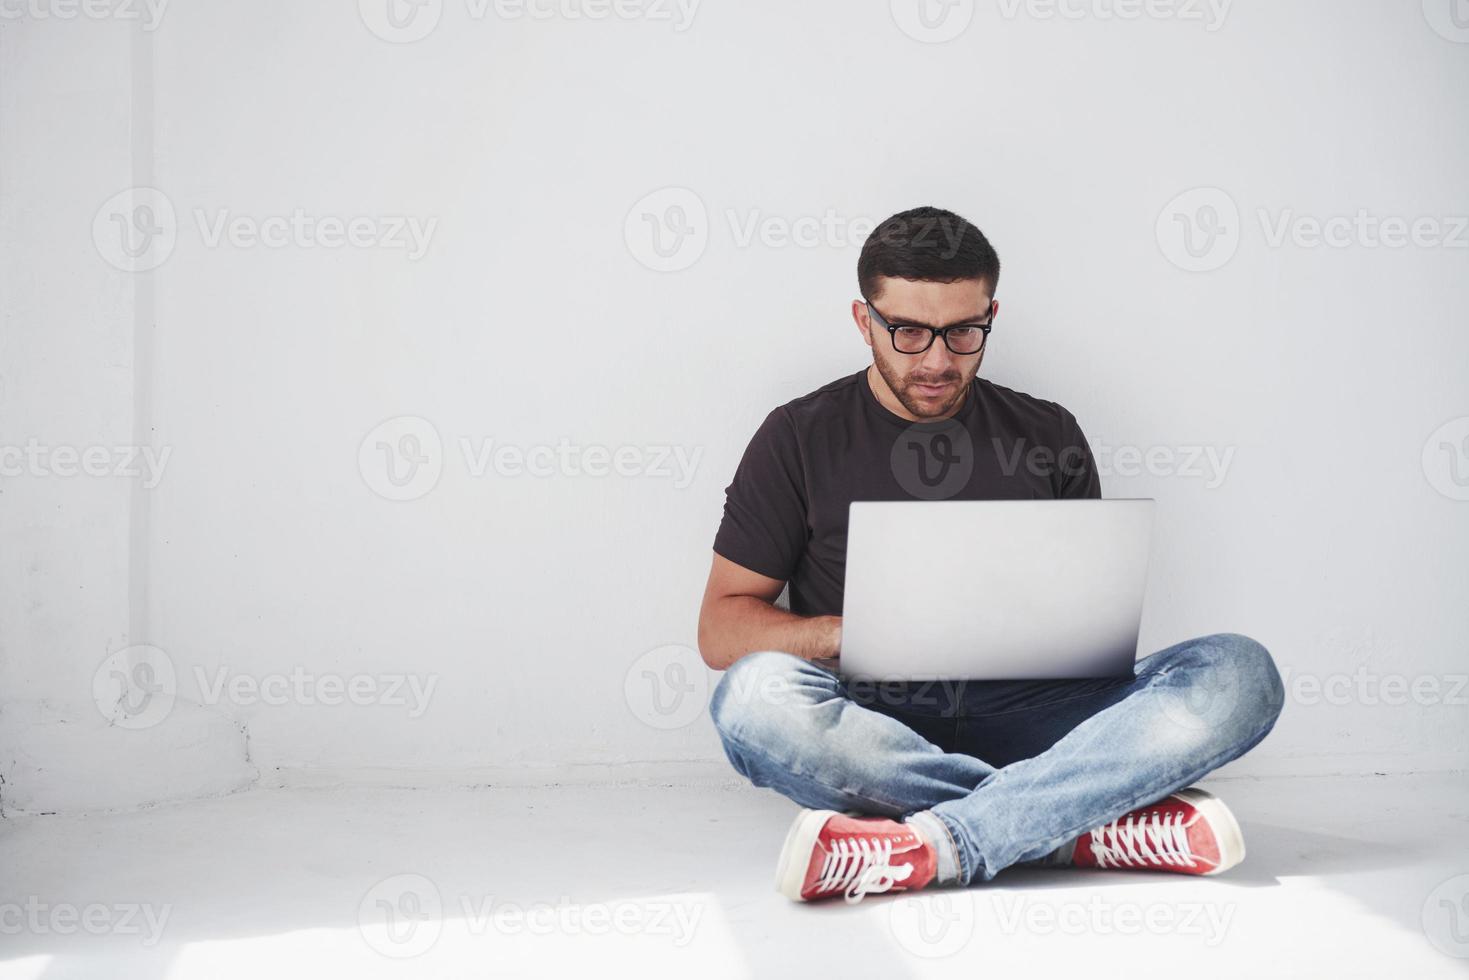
[865,299,994,355]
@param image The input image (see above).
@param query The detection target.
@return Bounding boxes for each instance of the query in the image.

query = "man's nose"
[918,337,954,374]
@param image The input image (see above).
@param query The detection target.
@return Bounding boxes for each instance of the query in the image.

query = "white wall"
[3,0,1466,813]
[0,14,254,813]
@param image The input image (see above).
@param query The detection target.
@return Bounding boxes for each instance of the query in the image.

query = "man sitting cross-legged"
[697,206,1285,903]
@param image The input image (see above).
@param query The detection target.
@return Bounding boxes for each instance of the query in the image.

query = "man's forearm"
[698,596,841,670]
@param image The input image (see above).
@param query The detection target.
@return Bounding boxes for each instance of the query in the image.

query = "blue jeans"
[709,632,1285,885]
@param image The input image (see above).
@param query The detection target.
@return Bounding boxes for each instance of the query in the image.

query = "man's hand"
[697,552,843,670]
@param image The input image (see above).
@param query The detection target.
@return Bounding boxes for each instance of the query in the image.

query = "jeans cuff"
[906,810,962,886]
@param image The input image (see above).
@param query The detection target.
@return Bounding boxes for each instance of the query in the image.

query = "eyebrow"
[880,309,991,330]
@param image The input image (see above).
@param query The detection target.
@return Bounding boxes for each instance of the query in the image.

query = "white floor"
[1,773,1467,979]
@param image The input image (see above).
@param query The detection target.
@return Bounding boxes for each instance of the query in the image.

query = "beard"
[872,353,979,419]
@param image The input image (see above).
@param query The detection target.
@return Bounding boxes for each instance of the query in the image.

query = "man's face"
[854,277,996,420]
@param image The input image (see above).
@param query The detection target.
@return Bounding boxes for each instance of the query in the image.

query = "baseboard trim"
[266,756,1467,792]
[6,757,1463,819]
[268,759,747,791]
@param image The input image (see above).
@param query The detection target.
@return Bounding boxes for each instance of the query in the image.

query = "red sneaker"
[1066,788,1245,875]
[775,810,938,903]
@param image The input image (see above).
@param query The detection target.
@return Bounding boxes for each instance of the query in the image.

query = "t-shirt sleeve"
[1054,404,1102,499]
[712,407,809,581]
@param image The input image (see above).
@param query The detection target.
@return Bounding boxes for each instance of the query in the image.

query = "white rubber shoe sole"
[774,809,837,901]
[1172,787,1246,873]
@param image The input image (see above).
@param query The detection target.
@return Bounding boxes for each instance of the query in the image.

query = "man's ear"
[851,299,874,348]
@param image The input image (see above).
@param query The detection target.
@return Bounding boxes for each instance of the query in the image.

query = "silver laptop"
[839,499,1154,681]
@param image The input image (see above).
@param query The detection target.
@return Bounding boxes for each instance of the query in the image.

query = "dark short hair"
[857,206,1000,301]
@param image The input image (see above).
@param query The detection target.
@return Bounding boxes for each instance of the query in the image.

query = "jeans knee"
[1153,632,1285,752]
[708,650,821,745]
[1214,632,1285,734]
[708,650,839,784]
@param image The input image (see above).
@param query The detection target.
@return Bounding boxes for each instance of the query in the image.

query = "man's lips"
[910,379,955,396]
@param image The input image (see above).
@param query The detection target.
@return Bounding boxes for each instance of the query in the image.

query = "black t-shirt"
[713,368,1102,618]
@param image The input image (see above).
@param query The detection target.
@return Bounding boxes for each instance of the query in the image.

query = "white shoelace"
[1088,809,1196,869]
[816,837,915,904]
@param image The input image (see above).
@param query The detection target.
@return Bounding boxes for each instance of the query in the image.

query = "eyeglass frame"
[863,297,995,355]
